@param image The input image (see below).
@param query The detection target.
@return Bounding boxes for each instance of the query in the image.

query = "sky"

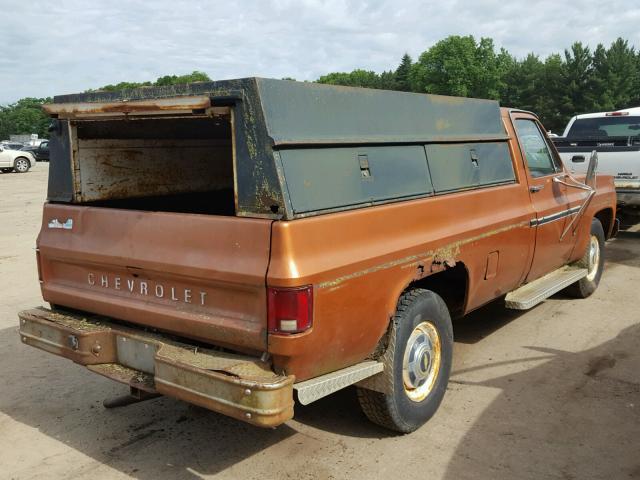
[1,0,639,104]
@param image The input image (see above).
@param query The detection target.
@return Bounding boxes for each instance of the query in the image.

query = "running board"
[294,361,383,405]
[505,266,588,310]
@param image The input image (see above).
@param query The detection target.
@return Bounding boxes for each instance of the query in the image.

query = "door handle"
[529,185,545,193]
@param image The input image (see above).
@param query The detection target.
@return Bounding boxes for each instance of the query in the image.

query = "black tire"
[356,289,453,433]
[566,218,605,298]
[13,157,30,173]
[0,168,13,173]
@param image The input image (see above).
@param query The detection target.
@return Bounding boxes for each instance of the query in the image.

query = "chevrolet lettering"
[86,273,207,305]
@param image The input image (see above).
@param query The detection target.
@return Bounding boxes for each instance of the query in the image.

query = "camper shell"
[45,77,512,219]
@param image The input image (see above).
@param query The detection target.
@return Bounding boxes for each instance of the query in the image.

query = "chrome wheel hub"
[586,234,600,281]
[402,321,441,402]
[15,159,28,172]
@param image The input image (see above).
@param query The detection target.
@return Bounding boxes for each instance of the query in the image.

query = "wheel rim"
[15,159,28,172]
[402,321,441,402]
[586,234,600,281]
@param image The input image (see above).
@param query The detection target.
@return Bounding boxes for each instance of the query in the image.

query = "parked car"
[0,144,35,173]
[21,140,49,161]
[1,141,26,150]
[552,107,640,214]
[19,79,616,433]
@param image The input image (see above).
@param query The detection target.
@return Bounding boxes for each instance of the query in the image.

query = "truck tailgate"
[38,203,272,351]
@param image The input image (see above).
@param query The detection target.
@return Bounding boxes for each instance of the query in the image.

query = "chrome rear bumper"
[18,308,294,427]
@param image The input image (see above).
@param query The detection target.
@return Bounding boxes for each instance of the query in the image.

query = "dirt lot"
[0,164,638,480]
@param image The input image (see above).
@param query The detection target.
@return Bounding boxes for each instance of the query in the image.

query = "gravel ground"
[0,164,638,480]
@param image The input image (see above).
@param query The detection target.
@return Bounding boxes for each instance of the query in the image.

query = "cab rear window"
[567,116,640,138]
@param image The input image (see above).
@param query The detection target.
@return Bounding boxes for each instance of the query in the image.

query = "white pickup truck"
[553,107,640,213]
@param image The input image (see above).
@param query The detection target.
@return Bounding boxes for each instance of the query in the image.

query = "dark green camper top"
[47,78,511,219]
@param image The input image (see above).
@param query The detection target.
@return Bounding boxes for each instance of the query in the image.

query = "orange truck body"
[20,79,616,427]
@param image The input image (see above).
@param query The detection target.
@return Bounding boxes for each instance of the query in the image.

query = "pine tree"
[395,53,413,91]
[561,42,595,116]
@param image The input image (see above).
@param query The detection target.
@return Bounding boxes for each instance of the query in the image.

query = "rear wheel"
[566,218,605,298]
[356,289,453,433]
[14,157,30,173]
[0,168,12,173]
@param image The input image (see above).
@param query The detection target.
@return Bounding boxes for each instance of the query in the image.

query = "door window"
[514,119,558,177]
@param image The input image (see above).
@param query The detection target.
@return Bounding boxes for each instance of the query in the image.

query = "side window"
[514,119,558,177]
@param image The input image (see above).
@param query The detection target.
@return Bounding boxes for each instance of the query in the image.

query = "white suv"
[0,145,35,173]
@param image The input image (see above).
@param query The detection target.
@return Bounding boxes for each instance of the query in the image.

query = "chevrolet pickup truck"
[19,78,616,433]
[553,107,640,214]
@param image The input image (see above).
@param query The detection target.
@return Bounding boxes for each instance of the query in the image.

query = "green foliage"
[92,81,153,92]
[590,39,636,111]
[4,39,640,139]
[317,36,640,132]
[0,72,213,140]
[92,70,212,92]
[0,97,52,141]
[408,36,508,99]
[395,53,413,91]
[317,69,384,89]
[154,71,211,87]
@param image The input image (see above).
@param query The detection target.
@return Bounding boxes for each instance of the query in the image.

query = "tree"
[5,37,640,144]
[631,51,640,107]
[0,72,214,140]
[561,42,594,116]
[317,69,382,89]
[590,38,636,110]
[0,97,51,141]
[500,53,544,111]
[91,71,212,92]
[378,70,398,90]
[395,53,413,91]
[154,70,211,86]
[408,35,506,99]
[538,54,567,132]
[93,81,153,92]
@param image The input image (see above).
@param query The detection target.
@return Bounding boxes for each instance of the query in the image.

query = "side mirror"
[585,150,598,187]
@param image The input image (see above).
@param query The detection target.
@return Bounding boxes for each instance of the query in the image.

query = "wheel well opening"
[408,263,469,318]
[594,208,614,239]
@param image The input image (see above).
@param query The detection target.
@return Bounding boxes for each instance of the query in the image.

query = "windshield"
[567,116,640,138]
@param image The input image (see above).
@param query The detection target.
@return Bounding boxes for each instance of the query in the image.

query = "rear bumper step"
[18,308,294,427]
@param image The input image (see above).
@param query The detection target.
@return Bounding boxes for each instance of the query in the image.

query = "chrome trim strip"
[530,205,581,227]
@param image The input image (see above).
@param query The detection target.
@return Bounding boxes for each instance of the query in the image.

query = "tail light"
[267,286,313,335]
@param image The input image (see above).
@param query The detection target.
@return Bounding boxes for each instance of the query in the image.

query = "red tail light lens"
[267,286,313,335]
